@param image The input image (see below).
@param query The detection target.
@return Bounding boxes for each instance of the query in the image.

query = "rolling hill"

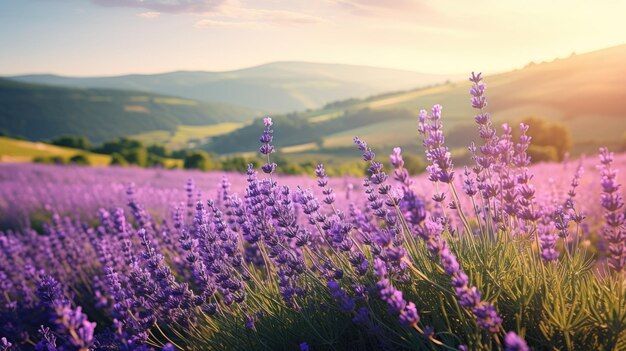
[8,62,459,113]
[0,78,257,143]
[206,45,626,157]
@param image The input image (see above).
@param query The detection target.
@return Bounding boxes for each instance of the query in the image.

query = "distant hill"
[0,78,257,143]
[207,45,626,157]
[8,62,459,113]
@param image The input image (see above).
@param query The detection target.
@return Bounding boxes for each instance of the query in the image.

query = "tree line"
[29,115,577,175]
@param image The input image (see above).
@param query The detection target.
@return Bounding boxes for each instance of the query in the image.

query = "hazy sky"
[1,0,625,76]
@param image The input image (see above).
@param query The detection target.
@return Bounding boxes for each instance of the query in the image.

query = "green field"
[0,137,111,165]
[0,137,184,168]
[130,123,245,149]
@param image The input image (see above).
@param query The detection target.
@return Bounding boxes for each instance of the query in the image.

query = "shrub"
[221,156,259,172]
[68,154,90,166]
[109,152,128,166]
[527,144,559,163]
[122,147,148,167]
[50,135,91,150]
[515,116,572,161]
[183,150,217,171]
[32,155,66,165]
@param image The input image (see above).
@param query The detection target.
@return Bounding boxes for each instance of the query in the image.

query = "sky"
[1,0,625,76]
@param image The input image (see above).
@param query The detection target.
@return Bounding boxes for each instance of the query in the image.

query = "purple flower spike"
[390,147,404,168]
[373,258,422,329]
[315,163,336,205]
[598,147,626,272]
[399,302,420,328]
[504,331,529,351]
[259,116,276,175]
[418,105,455,184]
[353,136,367,151]
[417,219,502,333]
[469,71,482,83]
[55,305,97,350]
[35,326,57,351]
[0,338,12,351]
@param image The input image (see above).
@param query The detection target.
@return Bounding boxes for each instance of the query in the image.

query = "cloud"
[194,19,256,28]
[194,1,323,29]
[89,0,321,28]
[137,11,161,19]
[328,0,435,18]
[91,0,224,14]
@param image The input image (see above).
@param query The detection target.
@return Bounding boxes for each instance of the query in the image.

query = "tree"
[184,151,217,171]
[222,156,257,172]
[50,136,91,150]
[69,154,90,166]
[122,147,148,167]
[402,152,426,175]
[147,144,169,158]
[33,156,65,165]
[93,138,143,155]
[527,145,558,163]
[147,154,166,168]
[110,153,128,166]
[514,117,572,162]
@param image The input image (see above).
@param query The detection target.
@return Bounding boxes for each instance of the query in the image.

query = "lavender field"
[1,74,625,351]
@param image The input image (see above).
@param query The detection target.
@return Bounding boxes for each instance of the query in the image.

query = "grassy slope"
[0,137,111,165]
[251,45,626,158]
[0,137,184,168]
[0,78,257,143]
[130,122,245,150]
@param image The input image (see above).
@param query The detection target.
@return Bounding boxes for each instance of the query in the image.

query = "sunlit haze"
[1,0,626,76]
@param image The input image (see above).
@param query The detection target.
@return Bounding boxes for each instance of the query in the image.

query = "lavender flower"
[418,219,502,333]
[389,147,411,188]
[259,116,276,174]
[389,147,426,228]
[327,280,355,313]
[598,148,626,272]
[54,305,96,350]
[35,326,57,351]
[315,164,336,205]
[504,331,529,351]
[373,259,420,328]
[0,338,12,351]
[538,213,559,262]
[418,105,454,183]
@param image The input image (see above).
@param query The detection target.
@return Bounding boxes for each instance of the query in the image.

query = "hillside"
[207,45,626,157]
[0,79,257,143]
[0,136,185,168]
[0,136,111,165]
[8,62,459,113]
